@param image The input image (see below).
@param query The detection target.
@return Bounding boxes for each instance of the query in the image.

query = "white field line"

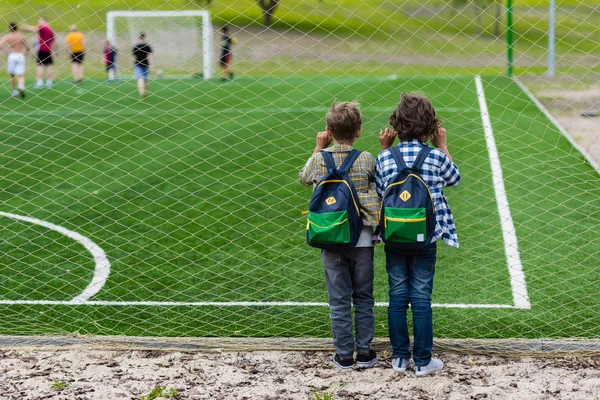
[0,106,476,119]
[475,75,531,310]
[0,300,518,308]
[514,78,600,174]
[0,80,517,310]
[0,212,110,304]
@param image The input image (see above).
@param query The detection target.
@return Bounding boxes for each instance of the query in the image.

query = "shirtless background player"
[0,22,31,98]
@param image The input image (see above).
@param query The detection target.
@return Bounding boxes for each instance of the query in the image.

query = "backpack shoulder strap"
[411,145,433,171]
[337,149,362,175]
[389,146,408,170]
[320,151,337,173]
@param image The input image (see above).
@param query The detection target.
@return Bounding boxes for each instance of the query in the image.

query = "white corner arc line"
[513,77,600,175]
[0,212,110,304]
[474,76,531,310]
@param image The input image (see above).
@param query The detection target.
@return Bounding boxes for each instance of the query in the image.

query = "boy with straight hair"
[300,101,380,369]
[376,93,461,376]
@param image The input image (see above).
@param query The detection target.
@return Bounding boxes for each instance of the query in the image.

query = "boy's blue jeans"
[322,247,375,357]
[385,243,437,367]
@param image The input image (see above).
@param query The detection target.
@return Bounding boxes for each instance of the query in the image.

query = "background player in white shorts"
[0,22,31,98]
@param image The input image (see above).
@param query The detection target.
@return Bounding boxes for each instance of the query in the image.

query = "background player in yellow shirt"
[65,25,85,84]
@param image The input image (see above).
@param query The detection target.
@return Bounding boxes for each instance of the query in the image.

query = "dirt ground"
[536,84,600,170]
[1,349,599,400]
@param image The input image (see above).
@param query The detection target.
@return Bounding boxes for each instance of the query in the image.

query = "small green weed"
[51,380,68,391]
[140,386,178,400]
[309,389,336,400]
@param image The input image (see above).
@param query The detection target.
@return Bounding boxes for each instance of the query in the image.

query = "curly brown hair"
[389,93,440,143]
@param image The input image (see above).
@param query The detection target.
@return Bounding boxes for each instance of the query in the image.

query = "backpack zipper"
[384,216,426,228]
[306,218,348,230]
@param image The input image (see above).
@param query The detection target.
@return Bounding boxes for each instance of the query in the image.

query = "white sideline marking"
[514,78,600,174]
[0,106,476,119]
[0,212,110,304]
[0,300,517,308]
[474,76,531,310]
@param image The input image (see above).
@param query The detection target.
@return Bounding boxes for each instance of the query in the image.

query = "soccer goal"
[106,10,215,79]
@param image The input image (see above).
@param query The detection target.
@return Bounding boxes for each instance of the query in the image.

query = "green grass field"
[0,74,598,339]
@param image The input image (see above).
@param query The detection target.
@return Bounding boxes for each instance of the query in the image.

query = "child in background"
[219,26,236,81]
[299,101,380,369]
[376,93,461,376]
[103,40,119,83]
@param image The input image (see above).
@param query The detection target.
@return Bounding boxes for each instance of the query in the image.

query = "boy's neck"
[333,139,355,147]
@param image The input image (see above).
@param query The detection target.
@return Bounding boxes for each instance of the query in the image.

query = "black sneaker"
[19,89,25,99]
[332,353,354,369]
[356,350,378,368]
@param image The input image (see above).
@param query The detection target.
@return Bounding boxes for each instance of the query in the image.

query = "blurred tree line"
[196,0,280,26]
[196,0,503,36]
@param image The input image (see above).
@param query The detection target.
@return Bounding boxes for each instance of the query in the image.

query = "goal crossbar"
[106,10,214,79]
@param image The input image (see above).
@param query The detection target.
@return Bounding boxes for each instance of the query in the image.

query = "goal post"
[106,10,215,79]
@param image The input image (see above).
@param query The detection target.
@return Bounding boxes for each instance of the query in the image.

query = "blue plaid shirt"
[375,139,461,248]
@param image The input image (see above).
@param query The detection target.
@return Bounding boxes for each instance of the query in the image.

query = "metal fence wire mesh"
[0,0,598,349]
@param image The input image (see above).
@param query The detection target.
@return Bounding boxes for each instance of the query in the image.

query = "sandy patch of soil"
[1,349,599,400]
[537,85,600,168]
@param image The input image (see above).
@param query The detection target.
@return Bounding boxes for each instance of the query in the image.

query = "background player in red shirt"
[22,17,55,88]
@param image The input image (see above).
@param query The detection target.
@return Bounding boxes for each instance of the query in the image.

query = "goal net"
[106,10,215,78]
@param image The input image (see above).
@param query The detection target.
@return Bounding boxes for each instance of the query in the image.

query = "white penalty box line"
[0,77,529,310]
[475,75,531,310]
[0,300,518,309]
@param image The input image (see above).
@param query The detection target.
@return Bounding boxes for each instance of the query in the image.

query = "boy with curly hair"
[376,93,461,376]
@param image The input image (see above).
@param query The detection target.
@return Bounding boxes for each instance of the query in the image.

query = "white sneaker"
[34,81,43,89]
[392,358,411,372]
[415,358,443,376]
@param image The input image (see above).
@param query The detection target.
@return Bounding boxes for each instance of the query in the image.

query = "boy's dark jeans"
[322,247,375,357]
[385,243,437,367]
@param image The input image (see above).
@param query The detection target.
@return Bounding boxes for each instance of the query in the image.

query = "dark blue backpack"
[306,150,363,251]
[380,145,436,249]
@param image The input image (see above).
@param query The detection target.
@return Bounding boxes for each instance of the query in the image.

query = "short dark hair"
[139,32,146,39]
[222,26,229,33]
[326,101,362,142]
[389,93,440,143]
[9,22,17,32]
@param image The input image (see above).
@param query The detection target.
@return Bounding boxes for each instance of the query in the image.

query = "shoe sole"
[332,355,353,369]
[356,357,378,368]
[415,366,443,376]
[392,366,409,372]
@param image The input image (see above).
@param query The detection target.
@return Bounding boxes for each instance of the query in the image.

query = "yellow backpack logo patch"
[399,190,411,202]
[325,196,337,206]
